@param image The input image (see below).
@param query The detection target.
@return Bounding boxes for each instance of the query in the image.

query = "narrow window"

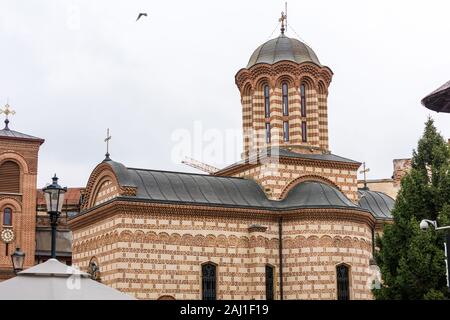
[202,263,217,300]
[300,84,306,117]
[301,121,307,142]
[337,264,350,300]
[265,265,274,300]
[265,123,271,144]
[283,121,289,142]
[3,208,12,226]
[264,85,270,118]
[282,83,289,116]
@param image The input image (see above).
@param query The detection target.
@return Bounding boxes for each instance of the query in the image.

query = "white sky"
[0,0,449,188]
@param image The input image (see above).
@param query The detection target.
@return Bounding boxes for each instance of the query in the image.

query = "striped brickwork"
[70,201,375,300]
[235,61,333,157]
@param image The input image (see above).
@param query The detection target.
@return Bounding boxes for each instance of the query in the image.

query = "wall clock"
[1,229,15,243]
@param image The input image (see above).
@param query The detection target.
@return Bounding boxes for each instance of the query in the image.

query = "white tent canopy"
[0,259,135,300]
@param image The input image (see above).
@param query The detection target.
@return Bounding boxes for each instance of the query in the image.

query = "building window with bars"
[264,85,270,118]
[202,263,217,300]
[265,123,271,143]
[336,264,350,300]
[3,208,12,226]
[282,83,289,116]
[301,121,307,142]
[283,121,289,142]
[300,84,306,117]
[265,265,274,300]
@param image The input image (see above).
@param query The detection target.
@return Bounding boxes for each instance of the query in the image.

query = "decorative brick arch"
[82,162,121,210]
[0,197,22,229]
[0,152,29,174]
[280,174,342,200]
[0,197,22,212]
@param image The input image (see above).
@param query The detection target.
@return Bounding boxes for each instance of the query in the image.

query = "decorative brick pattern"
[0,138,43,276]
[231,159,359,201]
[71,203,375,300]
[236,61,333,157]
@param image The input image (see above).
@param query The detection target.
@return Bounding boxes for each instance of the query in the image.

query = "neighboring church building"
[0,108,82,279]
[69,24,396,300]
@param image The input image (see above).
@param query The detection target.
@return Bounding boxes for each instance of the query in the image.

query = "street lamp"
[420,219,450,293]
[42,174,67,259]
[11,247,25,274]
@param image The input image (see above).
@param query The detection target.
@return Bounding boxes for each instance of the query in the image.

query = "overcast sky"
[0,0,449,188]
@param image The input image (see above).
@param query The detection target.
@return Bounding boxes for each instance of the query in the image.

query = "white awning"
[0,259,135,300]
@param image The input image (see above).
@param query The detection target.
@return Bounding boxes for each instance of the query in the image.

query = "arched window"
[282,83,289,116]
[3,208,12,226]
[264,85,270,118]
[283,121,289,142]
[202,263,217,300]
[336,264,350,300]
[302,121,307,142]
[0,161,20,193]
[265,265,274,300]
[300,84,307,117]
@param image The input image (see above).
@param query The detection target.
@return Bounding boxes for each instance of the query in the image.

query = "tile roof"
[37,188,83,206]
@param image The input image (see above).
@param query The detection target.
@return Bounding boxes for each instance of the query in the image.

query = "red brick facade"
[0,135,44,278]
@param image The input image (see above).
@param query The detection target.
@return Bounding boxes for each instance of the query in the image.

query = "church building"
[68,20,395,300]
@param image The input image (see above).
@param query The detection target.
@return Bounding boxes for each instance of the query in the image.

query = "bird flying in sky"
[136,13,148,21]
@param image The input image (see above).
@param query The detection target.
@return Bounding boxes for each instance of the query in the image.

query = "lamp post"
[42,175,67,259]
[420,219,450,292]
[10,247,25,274]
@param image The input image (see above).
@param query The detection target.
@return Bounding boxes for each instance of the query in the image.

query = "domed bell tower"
[235,17,333,158]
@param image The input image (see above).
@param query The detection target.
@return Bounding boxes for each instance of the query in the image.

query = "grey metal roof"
[0,120,43,141]
[358,189,394,220]
[421,80,450,113]
[247,34,321,68]
[99,160,363,212]
[275,148,360,164]
[0,259,135,300]
[278,181,357,209]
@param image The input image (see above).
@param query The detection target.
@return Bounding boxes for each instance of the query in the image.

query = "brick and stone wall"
[235,62,332,157]
[224,159,360,202]
[71,202,375,300]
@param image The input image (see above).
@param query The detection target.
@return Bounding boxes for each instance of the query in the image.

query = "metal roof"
[0,120,43,142]
[358,189,394,220]
[247,34,321,68]
[99,160,365,212]
[278,181,357,209]
[0,259,135,300]
[421,80,450,113]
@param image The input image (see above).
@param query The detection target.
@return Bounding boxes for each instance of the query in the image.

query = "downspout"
[278,216,283,300]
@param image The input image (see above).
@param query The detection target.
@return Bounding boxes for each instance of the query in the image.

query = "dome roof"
[358,189,394,220]
[247,34,321,68]
[280,181,356,209]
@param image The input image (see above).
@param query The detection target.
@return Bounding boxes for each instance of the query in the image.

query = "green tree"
[374,117,450,299]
